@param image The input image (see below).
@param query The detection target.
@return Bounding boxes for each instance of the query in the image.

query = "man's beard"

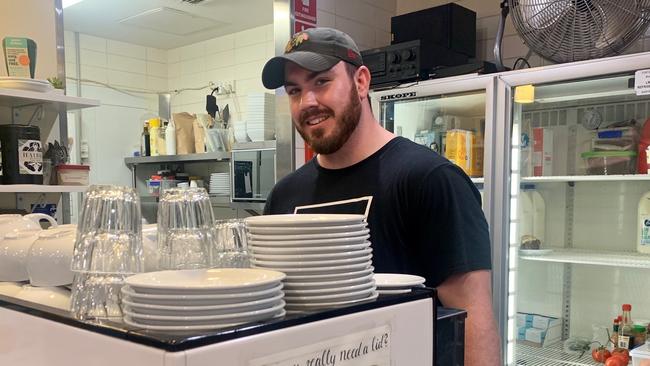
[295,85,362,155]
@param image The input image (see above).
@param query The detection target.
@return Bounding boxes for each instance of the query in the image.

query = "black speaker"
[391,3,476,71]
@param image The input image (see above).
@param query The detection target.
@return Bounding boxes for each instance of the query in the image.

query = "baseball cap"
[262,27,363,89]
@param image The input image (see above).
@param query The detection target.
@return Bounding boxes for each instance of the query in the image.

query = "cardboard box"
[533,127,553,176]
[525,328,547,343]
[516,313,533,328]
[445,129,474,176]
[516,313,562,347]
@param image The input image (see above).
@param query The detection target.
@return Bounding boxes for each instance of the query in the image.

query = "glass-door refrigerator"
[495,51,650,366]
[370,72,504,313]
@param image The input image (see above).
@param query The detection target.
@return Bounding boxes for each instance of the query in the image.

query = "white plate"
[373,273,426,288]
[252,261,371,275]
[0,77,54,92]
[248,223,367,235]
[251,254,372,268]
[123,310,286,331]
[377,288,412,295]
[250,242,371,254]
[249,235,370,247]
[122,293,284,316]
[244,214,364,227]
[284,292,378,310]
[284,267,374,282]
[284,273,375,289]
[121,284,283,306]
[125,268,285,293]
[124,301,285,324]
[284,287,375,303]
[252,248,372,262]
[283,280,375,296]
[248,229,370,241]
[519,249,552,256]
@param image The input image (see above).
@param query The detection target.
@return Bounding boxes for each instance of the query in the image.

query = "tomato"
[610,353,630,364]
[605,356,628,366]
[592,347,612,362]
[611,348,629,358]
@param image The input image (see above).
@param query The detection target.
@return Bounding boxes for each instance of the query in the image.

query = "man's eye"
[315,79,329,86]
[287,88,300,96]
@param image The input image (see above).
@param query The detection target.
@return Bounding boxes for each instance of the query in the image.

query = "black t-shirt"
[264,136,491,287]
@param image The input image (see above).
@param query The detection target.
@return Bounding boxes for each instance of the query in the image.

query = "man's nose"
[300,90,318,109]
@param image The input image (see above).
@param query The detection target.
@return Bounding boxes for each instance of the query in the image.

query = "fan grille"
[509,0,650,63]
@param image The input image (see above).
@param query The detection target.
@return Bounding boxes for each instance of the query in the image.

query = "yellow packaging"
[471,132,484,177]
[445,129,474,176]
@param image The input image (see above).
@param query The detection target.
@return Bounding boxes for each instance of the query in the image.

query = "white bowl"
[14,285,70,310]
[26,226,76,286]
[0,230,41,281]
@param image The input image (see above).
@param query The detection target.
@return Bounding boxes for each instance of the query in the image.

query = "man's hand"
[437,270,501,366]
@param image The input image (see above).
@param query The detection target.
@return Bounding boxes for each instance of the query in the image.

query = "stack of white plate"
[374,273,426,295]
[0,77,53,92]
[209,172,230,195]
[245,214,377,312]
[121,268,286,331]
[246,93,275,142]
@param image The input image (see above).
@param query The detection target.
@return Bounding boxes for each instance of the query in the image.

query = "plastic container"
[630,342,650,366]
[639,192,650,254]
[581,151,637,175]
[55,164,89,186]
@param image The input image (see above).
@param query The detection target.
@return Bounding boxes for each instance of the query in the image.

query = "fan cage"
[509,0,650,63]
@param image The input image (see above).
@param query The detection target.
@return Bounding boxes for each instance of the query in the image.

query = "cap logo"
[347,48,358,60]
[285,32,309,53]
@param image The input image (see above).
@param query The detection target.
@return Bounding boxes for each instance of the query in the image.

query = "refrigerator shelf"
[517,343,598,366]
[519,248,650,269]
[521,174,650,183]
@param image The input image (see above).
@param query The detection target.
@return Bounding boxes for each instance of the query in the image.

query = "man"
[261,27,500,366]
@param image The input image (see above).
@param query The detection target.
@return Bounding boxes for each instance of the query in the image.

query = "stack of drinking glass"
[70,185,144,320]
[213,219,250,268]
[245,214,377,313]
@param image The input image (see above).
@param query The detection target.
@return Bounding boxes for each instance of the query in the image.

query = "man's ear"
[355,65,371,101]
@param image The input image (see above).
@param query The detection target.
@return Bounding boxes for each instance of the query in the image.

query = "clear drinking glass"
[213,219,250,268]
[71,185,144,273]
[70,272,129,320]
[157,188,216,270]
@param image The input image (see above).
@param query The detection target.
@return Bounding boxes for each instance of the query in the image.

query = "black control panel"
[361,40,420,89]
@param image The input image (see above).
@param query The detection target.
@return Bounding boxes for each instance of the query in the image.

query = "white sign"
[249,325,391,366]
[635,69,650,96]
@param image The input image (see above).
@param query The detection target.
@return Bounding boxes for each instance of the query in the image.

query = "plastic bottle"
[165,117,176,155]
[140,121,150,157]
[638,191,650,253]
[612,317,620,348]
[519,189,534,240]
[619,304,635,350]
[148,118,161,156]
[531,190,546,245]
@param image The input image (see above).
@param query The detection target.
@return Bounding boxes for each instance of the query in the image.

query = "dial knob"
[401,49,415,61]
[388,52,401,64]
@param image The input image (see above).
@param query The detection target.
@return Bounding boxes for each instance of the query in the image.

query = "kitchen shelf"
[519,248,650,269]
[0,184,88,193]
[516,343,598,366]
[0,88,99,110]
[124,152,231,166]
[521,175,650,183]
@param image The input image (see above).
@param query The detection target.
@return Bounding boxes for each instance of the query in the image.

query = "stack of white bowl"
[121,268,286,331]
[245,214,377,313]
[209,172,230,195]
[246,93,275,141]
[374,273,426,295]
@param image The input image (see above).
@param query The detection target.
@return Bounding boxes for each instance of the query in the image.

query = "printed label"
[249,325,391,366]
[618,335,632,350]
[4,37,31,77]
[17,139,43,175]
[635,70,650,96]
[641,216,650,245]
